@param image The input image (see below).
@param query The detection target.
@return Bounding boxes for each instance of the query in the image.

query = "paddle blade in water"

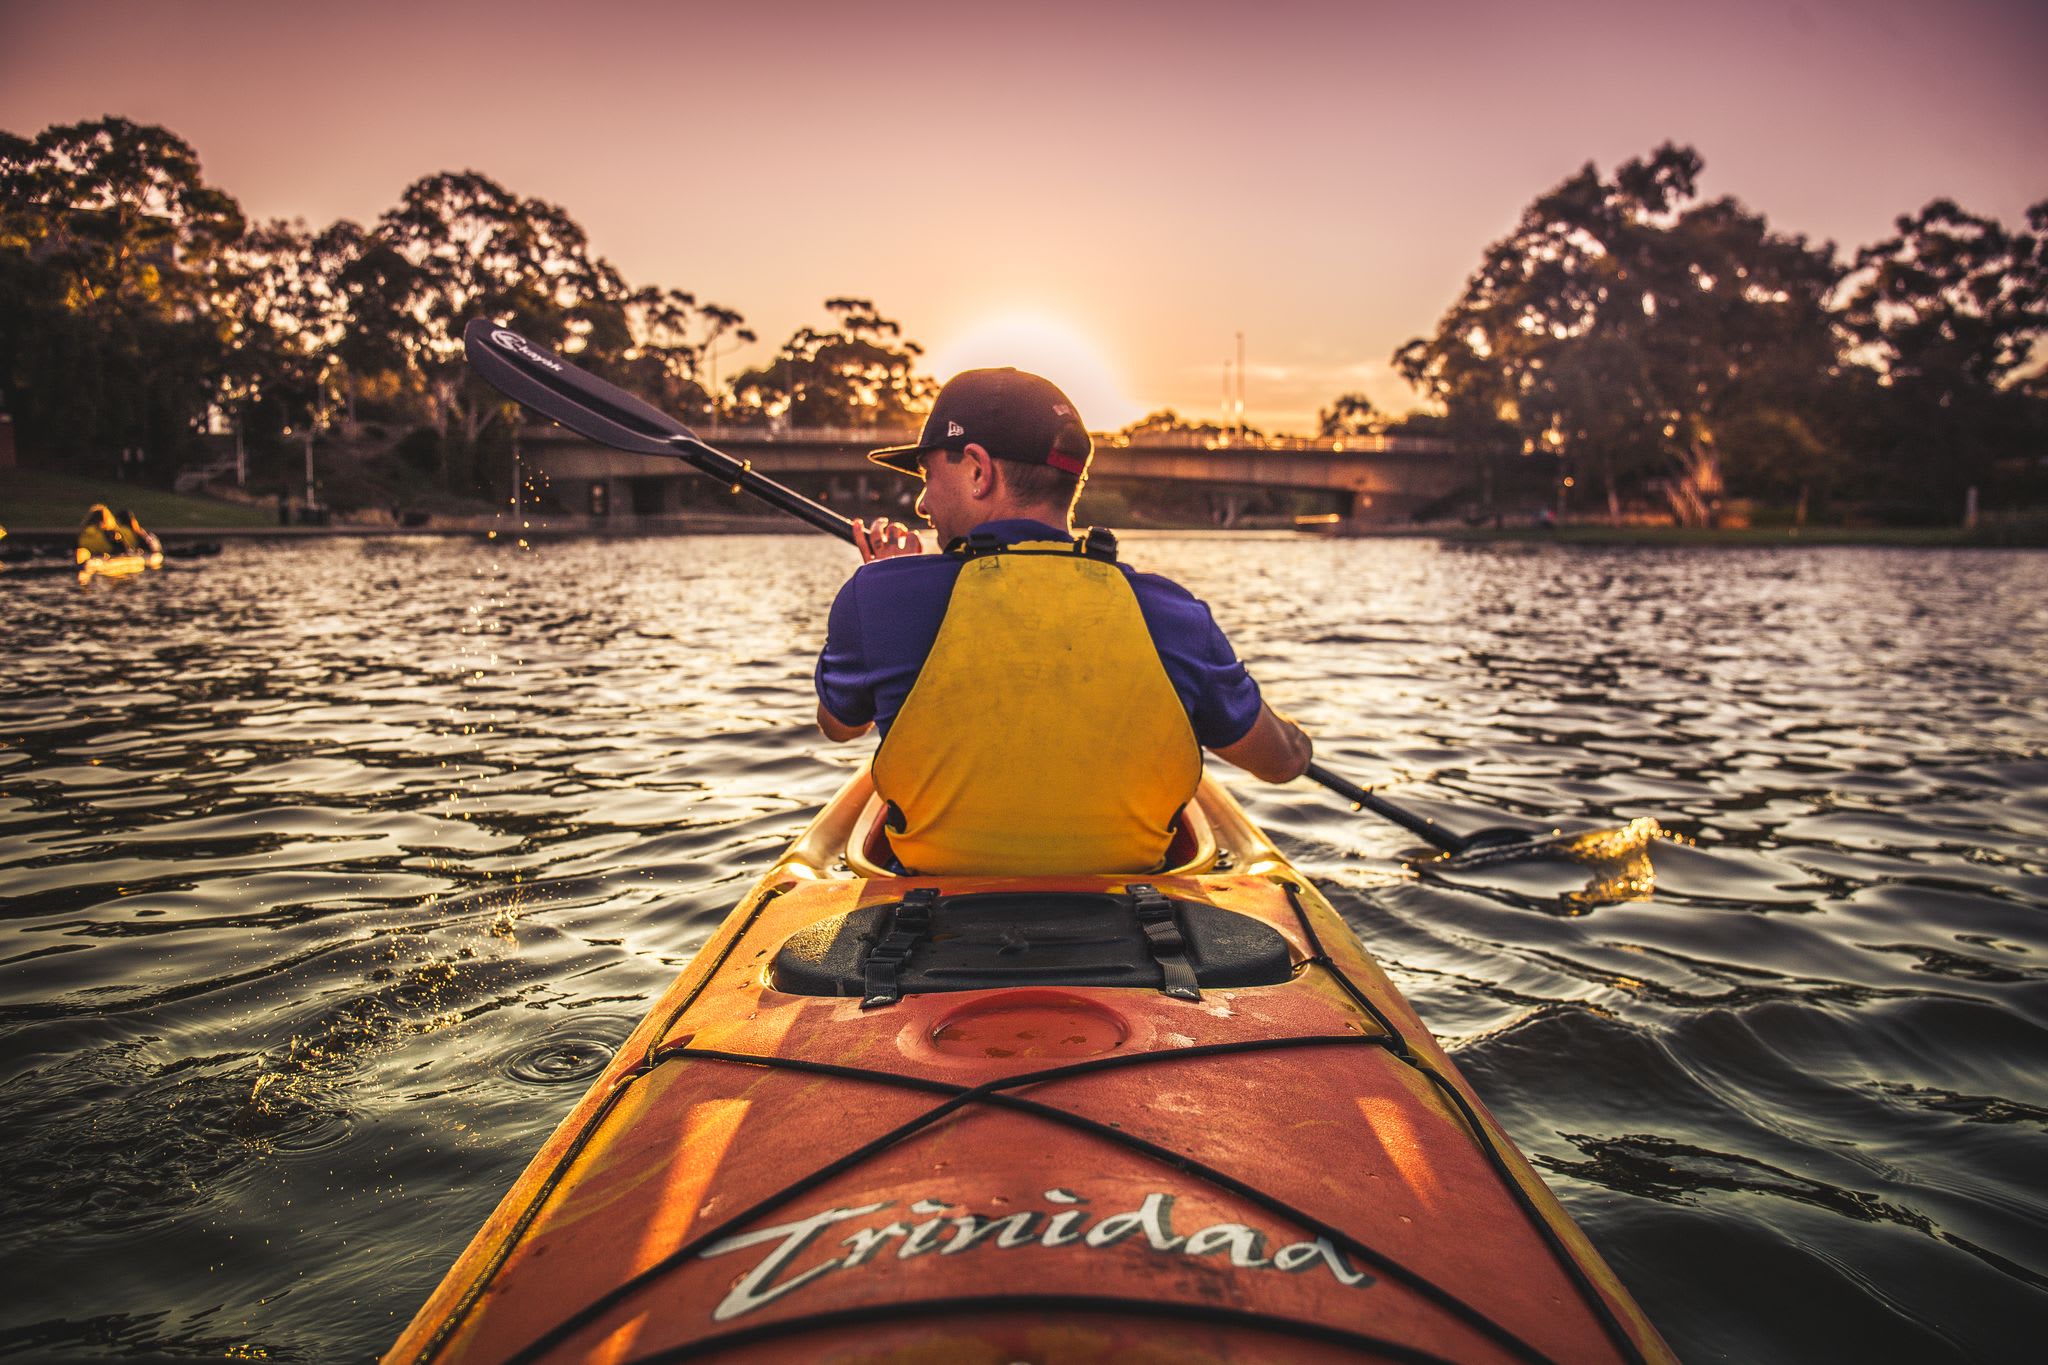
[1435,816,1668,871]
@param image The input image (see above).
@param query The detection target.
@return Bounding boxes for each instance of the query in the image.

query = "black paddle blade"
[462,316,857,544]
[462,318,691,457]
[1433,817,1667,870]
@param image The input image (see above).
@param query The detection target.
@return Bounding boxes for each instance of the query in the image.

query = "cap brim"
[867,445,927,478]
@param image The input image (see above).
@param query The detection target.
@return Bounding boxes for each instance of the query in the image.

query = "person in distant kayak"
[114,508,162,557]
[75,504,123,563]
[814,367,1313,875]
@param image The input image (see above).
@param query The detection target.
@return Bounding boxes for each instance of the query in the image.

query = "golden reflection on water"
[4,534,2046,1364]
[1556,819,1668,913]
[1419,817,1674,912]
[1559,816,1667,864]
[1563,846,1660,913]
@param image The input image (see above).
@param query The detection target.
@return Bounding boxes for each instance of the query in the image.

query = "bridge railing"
[702,424,921,445]
[1094,431,1455,455]
[527,423,1454,457]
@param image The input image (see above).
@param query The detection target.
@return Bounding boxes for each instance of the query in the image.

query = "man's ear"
[963,443,998,498]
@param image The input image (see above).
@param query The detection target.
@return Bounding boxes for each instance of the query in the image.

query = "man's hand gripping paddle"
[463,317,1664,871]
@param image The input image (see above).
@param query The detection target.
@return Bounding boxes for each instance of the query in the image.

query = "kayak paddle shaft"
[462,318,854,544]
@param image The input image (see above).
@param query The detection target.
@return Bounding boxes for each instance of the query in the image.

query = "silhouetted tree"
[374,171,628,477]
[728,298,931,428]
[1835,197,2048,512]
[0,117,244,471]
[1117,409,1234,442]
[1316,393,1379,437]
[1397,144,1843,524]
[216,219,355,447]
[614,288,753,423]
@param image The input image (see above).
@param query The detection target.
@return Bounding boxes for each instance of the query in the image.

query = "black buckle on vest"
[862,886,939,1009]
[1128,883,1200,1002]
[949,530,1004,559]
[1078,527,1119,563]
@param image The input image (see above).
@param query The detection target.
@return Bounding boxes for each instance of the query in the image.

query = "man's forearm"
[1211,704,1313,783]
[816,701,873,742]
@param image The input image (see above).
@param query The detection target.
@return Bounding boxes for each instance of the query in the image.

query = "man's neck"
[962,505,1071,538]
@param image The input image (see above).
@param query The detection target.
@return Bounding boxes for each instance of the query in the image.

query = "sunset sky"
[3,0,2044,433]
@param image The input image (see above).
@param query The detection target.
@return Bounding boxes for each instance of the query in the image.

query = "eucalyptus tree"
[617,288,752,423]
[1844,198,2047,387]
[1118,410,1233,443]
[1316,393,1380,437]
[0,116,244,469]
[216,219,360,447]
[727,298,931,429]
[1836,198,2048,511]
[694,304,756,420]
[1397,144,1842,524]
[370,171,629,476]
[328,221,420,419]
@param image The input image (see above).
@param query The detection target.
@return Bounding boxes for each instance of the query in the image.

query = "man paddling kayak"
[75,504,124,563]
[813,367,1312,876]
[114,508,162,558]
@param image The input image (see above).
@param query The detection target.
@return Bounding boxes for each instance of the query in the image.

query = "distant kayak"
[2,541,222,580]
[388,767,1673,1364]
[76,550,163,585]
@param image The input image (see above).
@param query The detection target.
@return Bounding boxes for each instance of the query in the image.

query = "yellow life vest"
[872,535,1202,876]
[76,506,122,559]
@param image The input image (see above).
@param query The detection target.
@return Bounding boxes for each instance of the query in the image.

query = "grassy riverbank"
[0,468,275,532]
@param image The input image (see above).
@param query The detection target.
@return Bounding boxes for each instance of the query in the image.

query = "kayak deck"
[388,770,1671,1364]
[75,550,162,583]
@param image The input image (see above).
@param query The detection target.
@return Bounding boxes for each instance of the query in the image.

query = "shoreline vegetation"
[5,468,2043,549]
[2,120,2042,540]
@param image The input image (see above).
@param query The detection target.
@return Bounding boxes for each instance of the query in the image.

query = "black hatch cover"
[768,887,1295,1005]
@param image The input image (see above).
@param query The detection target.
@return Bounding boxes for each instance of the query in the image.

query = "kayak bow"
[388,769,1672,1364]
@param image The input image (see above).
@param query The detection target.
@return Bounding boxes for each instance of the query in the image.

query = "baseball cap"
[869,368,1093,478]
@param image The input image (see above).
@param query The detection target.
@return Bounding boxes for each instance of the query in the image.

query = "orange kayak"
[388,768,1673,1364]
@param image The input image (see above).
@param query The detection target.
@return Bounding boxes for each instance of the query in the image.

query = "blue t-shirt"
[815,519,1265,748]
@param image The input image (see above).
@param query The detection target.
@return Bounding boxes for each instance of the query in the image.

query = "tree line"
[1394,145,2046,525]
[2,119,2042,525]
[0,118,934,500]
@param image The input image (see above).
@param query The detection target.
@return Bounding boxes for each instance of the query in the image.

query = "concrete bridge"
[518,426,1468,526]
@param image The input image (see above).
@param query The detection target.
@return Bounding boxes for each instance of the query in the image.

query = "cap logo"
[947,421,965,438]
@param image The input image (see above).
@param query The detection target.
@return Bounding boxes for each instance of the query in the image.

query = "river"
[1,533,2044,1361]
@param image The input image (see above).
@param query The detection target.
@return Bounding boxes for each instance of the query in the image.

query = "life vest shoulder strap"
[947,527,1119,563]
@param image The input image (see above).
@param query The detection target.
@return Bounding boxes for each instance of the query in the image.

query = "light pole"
[303,428,317,515]
[707,343,722,435]
[1235,331,1246,443]
[703,328,756,435]
[1221,357,1232,443]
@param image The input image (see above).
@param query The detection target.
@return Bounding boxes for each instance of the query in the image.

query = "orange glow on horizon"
[926,315,1145,433]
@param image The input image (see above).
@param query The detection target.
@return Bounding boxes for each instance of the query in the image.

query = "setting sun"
[925,315,1144,433]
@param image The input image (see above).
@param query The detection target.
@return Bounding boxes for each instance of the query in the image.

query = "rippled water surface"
[2,534,2045,1362]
